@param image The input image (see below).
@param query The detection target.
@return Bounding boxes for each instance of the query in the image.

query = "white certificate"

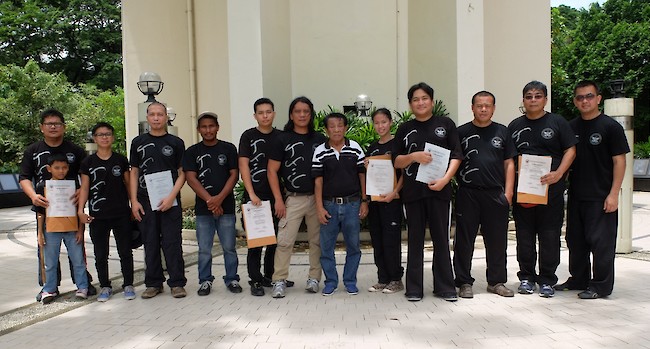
[144,170,178,211]
[415,142,451,184]
[366,158,395,196]
[45,180,76,217]
[242,200,276,248]
[517,154,552,196]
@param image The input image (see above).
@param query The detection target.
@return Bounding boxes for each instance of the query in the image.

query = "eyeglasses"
[524,95,545,100]
[575,93,597,102]
[94,133,113,138]
[42,122,64,128]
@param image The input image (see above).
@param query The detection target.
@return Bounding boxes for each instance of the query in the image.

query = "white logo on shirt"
[589,133,602,145]
[541,128,554,140]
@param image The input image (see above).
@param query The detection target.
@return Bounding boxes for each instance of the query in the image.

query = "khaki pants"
[272,194,322,281]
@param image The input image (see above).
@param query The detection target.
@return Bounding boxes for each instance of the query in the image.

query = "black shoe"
[87,284,97,296]
[437,292,458,302]
[261,277,273,288]
[250,281,265,296]
[554,279,584,291]
[227,280,243,293]
[286,280,295,288]
[197,281,212,296]
[578,289,602,299]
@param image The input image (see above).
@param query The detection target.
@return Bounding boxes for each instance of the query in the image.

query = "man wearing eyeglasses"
[507,81,577,298]
[19,108,96,302]
[555,80,629,299]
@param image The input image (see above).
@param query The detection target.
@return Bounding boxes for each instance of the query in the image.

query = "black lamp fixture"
[608,79,626,98]
[137,72,164,102]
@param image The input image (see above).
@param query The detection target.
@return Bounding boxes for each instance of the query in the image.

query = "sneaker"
[458,284,473,298]
[382,281,404,294]
[406,294,422,302]
[37,288,59,303]
[171,287,187,298]
[87,284,97,296]
[487,283,515,297]
[272,280,286,298]
[123,286,136,300]
[518,280,535,294]
[250,281,265,296]
[539,284,555,298]
[578,289,601,299]
[227,280,243,293]
[322,284,337,296]
[305,278,319,293]
[261,277,273,288]
[368,283,387,292]
[197,281,212,296]
[76,288,89,300]
[141,286,164,299]
[41,291,58,304]
[346,285,359,295]
[438,292,458,302]
[97,287,112,302]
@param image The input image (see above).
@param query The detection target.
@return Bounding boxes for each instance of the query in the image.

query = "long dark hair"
[283,96,316,134]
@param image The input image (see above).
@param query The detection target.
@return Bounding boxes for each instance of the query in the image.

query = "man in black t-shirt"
[184,112,240,296]
[239,98,281,296]
[19,108,95,301]
[130,102,187,299]
[507,81,577,298]
[556,80,629,299]
[393,82,463,302]
[453,91,516,299]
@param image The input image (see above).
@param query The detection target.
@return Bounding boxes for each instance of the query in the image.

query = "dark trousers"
[566,199,618,295]
[89,216,135,288]
[513,193,564,286]
[453,187,509,287]
[245,197,278,283]
[404,196,455,298]
[138,201,187,288]
[368,200,404,284]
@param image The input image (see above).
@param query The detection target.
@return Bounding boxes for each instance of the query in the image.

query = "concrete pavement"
[0,193,649,348]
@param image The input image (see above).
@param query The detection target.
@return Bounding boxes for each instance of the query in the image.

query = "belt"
[323,194,360,204]
[286,191,313,197]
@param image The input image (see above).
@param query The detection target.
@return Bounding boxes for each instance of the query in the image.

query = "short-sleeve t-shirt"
[456,121,517,190]
[129,133,185,202]
[569,113,630,201]
[312,139,365,198]
[392,115,463,203]
[268,131,327,194]
[183,140,238,216]
[238,127,280,200]
[80,153,131,219]
[20,140,86,188]
[507,112,577,198]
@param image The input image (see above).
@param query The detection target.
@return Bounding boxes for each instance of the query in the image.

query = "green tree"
[0,0,122,90]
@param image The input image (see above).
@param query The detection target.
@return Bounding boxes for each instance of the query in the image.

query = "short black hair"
[407,82,434,101]
[40,109,64,124]
[91,122,114,135]
[146,101,167,114]
[254,98,275,112]
[47,153,68,166]
[324,112,348,128]
[371,108,392,121]
[574,80,601,95]
[472,91,496,105]
[523,80,548,97]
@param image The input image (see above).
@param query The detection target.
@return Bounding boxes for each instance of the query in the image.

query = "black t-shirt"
[20,140,86,188]
[569,113,630,201]
[183,140,238,215]
[129,133,185,202]
[507,112,577,197]
[80,153,131,219]
[238,127,281,200]
[457,121,517,190]
[268,131,327,193]
[392,115,463,203]
[312,139,365,197]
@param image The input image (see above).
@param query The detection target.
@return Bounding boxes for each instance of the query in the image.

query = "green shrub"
[634,138,650,158]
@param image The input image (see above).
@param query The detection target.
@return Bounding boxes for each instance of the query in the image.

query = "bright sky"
[551,0,607,9]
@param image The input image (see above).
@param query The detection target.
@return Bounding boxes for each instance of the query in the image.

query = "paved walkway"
[0,193,649,348]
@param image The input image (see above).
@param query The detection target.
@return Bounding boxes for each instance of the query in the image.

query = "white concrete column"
[455,0,485,125]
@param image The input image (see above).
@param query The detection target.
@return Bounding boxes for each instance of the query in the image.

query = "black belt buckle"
[335,197,344,204]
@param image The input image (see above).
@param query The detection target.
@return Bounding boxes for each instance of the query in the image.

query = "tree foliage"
[0,0,122,91]
[551,0,650,141]
[0,61,126,173]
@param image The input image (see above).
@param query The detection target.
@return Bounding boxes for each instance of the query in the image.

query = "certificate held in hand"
[45,180,79,232]
[365,154,399,201]
[415,142,451,184]
[242,200,277,248]
[516,154,552,205]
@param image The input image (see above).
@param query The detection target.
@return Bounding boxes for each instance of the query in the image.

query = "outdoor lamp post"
[166,106,178,136]
[137,72,164,134]
[355,94,372,117]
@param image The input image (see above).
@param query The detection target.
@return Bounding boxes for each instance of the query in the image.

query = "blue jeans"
[319,200,361,289]
[196,214,239,285]
[43,232,88,293]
